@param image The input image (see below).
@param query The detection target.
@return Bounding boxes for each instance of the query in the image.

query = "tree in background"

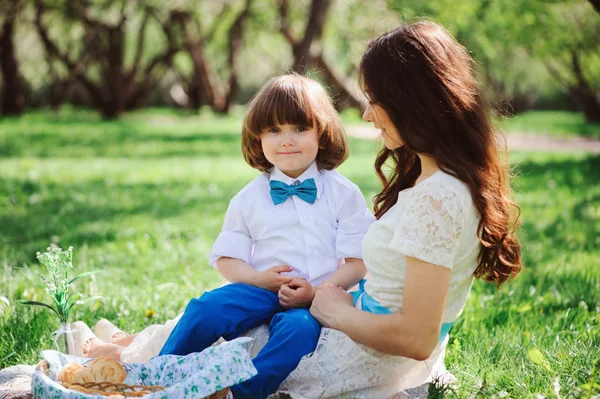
[3,0,598,120]
[170,0,252,113]
[508,0,600,123]
[387,0,548,115]
[278,0,366,110]
[543,0,600,123]
[0,0,27,115]
[35,0,181,119]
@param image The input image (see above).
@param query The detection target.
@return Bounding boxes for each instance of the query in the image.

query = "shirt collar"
[269,162,324,199]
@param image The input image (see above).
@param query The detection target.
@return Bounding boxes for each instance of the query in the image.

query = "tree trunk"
[289,0,331,72]
[279,0,365,110]
[222,0,253,113]
[187,78,203,109]
[0,18,26,115]
[311,53,366,111]
[570,86,600,124]
[569,50,600,124]
[49,80,69,109]
[177,12,226,112]
[102,26,125,119]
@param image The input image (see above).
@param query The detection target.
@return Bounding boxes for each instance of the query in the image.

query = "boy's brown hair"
[242,74,348,172]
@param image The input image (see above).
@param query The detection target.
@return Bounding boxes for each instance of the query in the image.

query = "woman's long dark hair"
[361,21,521,286]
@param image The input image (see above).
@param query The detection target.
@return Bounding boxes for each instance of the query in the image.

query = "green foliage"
[0,110,599,397]
[386,0,600,111]
[18,245,102,323]
[8,0,598,114]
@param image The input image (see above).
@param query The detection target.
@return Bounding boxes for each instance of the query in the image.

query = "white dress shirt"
[209,162,375,286]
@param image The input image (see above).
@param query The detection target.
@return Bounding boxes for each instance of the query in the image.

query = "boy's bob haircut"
[242,74,348,172]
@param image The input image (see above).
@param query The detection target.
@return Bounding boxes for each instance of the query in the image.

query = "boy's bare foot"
[111,333,136,346]
[94,319,131,344]
[82,338,124,360]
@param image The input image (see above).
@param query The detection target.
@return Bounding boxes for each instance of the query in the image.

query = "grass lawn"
[501,111,600,138]
[0,108,599,397]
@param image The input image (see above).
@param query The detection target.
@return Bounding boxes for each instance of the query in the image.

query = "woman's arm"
[310,256,450,361]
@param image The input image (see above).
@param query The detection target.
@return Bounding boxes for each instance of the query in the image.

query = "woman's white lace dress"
[121,171,481,399]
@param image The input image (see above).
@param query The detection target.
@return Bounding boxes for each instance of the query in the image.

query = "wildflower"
[19,246,102,323]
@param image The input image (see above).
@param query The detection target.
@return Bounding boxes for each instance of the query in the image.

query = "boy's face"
[261,122,319,179]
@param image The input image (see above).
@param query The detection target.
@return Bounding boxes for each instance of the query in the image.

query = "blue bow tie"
[270,178,317,205]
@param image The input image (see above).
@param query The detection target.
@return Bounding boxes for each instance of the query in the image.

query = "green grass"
[0,109,599,397]
[499,110,600,138]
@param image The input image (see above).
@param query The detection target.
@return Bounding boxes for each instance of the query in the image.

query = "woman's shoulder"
[408,170,473,209]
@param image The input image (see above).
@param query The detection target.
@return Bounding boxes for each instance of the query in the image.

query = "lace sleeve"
[390,184,469,269]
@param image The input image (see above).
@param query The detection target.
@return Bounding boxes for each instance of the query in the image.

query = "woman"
[274,20,522,398]
[77,20,522,398]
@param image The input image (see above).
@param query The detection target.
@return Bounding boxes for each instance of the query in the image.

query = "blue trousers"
[159,283,321,399]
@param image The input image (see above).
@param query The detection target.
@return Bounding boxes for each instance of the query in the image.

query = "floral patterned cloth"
[30,338,256,399]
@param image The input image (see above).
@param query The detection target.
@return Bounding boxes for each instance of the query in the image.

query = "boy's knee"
[183,293,221,320]
[274,310,320,335]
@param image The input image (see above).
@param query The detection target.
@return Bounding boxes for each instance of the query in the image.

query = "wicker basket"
[60,381,164,398]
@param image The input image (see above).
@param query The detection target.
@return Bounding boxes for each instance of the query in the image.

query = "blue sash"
[350,280,453,342]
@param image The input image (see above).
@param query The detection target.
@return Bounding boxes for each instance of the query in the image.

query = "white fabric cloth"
[209,162,375,285]
[272,170,480,398]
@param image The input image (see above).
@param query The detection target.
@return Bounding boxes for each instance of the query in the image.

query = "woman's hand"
[309,284,355,329]
[278,278,316,309]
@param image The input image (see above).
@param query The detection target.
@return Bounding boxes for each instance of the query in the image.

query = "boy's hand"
[255,265,294,292]
[278,278,316,309]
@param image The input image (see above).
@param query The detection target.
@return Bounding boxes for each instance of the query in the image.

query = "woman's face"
[362,102,403,150]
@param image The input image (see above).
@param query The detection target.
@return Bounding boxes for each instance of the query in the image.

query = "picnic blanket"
[1,367,433,399]
[1,331,450,399]
[2,338,256,399]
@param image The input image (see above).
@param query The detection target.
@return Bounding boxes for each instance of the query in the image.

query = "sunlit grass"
[500,110,600,138]
[0,109,598,397]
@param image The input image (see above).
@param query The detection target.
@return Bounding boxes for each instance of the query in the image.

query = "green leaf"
[14,266,48,287]
[68,270,103,285]
[19,301,60,317]
[527,347,553,372]
[75,296,104,305]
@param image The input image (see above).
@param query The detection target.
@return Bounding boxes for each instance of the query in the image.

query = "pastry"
[57,363,94,385]
[87,357,127,384]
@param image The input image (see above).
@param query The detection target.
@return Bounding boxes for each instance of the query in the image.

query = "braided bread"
[87,357,127,384]
[57,363,94,385]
